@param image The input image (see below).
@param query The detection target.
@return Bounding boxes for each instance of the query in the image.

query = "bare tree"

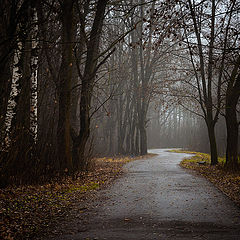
[57,0,75,173]
[71,0,109,170]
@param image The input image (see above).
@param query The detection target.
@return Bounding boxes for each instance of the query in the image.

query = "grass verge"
[171,149,240,207]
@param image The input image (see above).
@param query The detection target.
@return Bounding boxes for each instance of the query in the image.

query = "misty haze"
[0,0,240,239]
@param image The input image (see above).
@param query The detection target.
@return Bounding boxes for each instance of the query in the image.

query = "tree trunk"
[2,4,37,184]
[206,120,218,165]
[117,95,125,155]
[0,2,16,145]
[187,0,220,165]
[0,52,12,145]
[130,110,137,155]
[135,127,140,155]
[10,38,33,180]
[139,124,147,155]
[72,0,108,170]
[57,0,74,173]
[225,71,240,171]
[225,106,239,170]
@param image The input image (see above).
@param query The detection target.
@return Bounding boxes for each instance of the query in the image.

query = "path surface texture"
[56,149,240,240]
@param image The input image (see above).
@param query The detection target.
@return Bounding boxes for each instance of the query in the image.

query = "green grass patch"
[66,181,99,193]
[169,149,226,167]
[169,149,198,155]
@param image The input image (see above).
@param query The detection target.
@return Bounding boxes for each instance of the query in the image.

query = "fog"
[0,0,239,185]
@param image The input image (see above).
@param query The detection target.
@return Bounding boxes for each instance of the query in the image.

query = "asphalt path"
[55,149,240,240]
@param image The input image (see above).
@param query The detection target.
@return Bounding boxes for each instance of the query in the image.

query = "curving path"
[54,149,240,240]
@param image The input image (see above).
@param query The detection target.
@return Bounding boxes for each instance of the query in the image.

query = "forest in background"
[0,0,240,186]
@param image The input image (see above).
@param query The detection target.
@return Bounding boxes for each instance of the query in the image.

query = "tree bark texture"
[206,120,218,165]
[225,58,240,171]
[225,105,239,170]
[57,0,74,173]
[0,1,18,145]
[1,3,37,184]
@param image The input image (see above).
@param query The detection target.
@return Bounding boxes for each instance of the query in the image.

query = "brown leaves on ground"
[0,154,155,240]
[177,150,240,207]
